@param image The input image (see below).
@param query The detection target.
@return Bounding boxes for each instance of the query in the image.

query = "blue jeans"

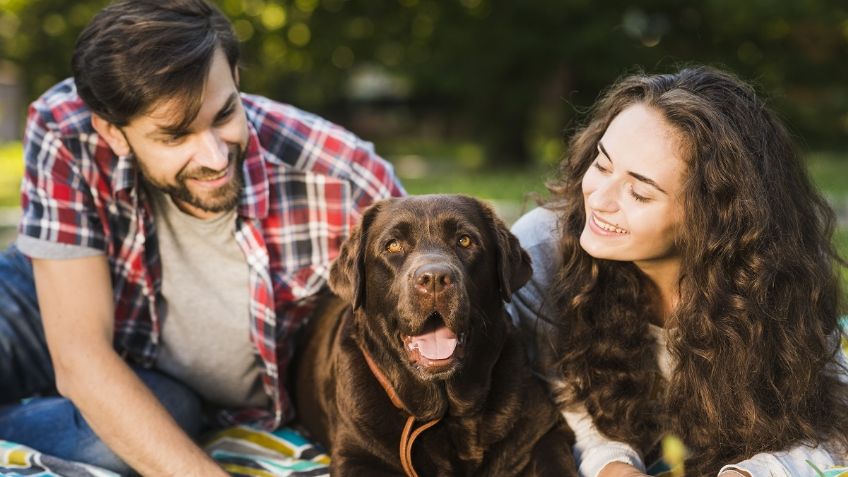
[0,245,205,475]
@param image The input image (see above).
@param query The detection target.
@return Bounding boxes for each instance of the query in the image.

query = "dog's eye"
[385,239,403,253]
[457,235,473,248]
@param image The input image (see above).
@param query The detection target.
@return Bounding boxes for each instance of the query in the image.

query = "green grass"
[805,152,848,289]
[2,137,847,231]
[806,151,848,196]
[837,228,848,290]
[376,138,553,204]
[0,142,23,208]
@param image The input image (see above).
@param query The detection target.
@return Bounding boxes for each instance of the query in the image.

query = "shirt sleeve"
[564,406,646,477]
[719,446,841,477]
[346,139,406,216]
[17,97,107,253]
[721,348,848,476]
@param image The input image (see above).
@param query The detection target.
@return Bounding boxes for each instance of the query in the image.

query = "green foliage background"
[1,0,847,165]
[1,0,846,274]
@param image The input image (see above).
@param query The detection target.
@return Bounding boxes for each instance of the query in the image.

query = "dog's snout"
[414,264,455,295]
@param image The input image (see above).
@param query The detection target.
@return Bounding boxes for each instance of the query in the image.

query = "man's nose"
[194,130,229,170]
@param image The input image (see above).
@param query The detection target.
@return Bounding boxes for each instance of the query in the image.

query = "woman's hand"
[598,462,650,477]
[718,470,752,477]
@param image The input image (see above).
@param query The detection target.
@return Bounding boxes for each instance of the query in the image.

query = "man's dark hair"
[71,0,239,129]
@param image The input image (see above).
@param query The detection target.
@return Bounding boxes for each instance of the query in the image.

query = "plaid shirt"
[18,78,405,429]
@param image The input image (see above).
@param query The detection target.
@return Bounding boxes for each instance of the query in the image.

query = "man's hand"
[34,255,228,476]
[598,461,650,477]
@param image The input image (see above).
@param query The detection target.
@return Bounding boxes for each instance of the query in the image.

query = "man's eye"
[215,108,235,124]
[162,133,187,145]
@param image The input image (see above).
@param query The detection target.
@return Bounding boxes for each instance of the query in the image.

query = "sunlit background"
[0,2,847,471]
[1,0,847,263]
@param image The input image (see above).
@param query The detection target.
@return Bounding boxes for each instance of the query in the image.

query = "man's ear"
[91,114,131,157]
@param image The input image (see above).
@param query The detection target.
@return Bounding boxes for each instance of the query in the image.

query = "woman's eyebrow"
[598,141,668,195]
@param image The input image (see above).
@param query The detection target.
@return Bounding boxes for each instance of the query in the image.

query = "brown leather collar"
[360,340,408,412]
[346,309,442,477]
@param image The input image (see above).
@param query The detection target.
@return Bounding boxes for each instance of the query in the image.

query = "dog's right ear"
[329,201,383,310]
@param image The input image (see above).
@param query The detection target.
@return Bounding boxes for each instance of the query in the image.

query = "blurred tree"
[1,0,846,165]
[0,0,109,101]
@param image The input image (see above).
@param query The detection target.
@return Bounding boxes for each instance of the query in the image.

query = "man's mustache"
[178,148,242,182]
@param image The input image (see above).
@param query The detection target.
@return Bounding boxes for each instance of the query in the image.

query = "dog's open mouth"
[402,313,465,372]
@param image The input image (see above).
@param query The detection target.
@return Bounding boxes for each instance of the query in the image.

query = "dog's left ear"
[329,200,384,310]
[477,199,533,303]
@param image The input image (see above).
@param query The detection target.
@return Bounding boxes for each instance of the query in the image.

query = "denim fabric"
[0,368,204,475]
[0,245,205,475]
[0,245,54,402]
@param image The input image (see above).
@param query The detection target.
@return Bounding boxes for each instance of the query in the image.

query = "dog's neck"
[353,308,509,421]
[358,337,409,412]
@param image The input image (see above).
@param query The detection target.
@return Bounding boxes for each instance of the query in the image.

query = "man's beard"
[138,145,246,214]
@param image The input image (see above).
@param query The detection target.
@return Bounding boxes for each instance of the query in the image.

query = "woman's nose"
[586,179,619,212]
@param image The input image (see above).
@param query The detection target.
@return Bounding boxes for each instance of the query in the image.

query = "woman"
[509,66,848,476]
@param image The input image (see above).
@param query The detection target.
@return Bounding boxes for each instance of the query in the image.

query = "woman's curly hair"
[546,66,848,475]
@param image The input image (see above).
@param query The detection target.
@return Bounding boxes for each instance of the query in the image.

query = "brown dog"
[294,195,576,476]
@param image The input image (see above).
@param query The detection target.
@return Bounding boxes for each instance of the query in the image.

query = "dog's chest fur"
[324,307,560,476]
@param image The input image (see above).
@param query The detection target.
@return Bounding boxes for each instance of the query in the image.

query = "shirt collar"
[237,120,270,220]
[111,153,137,195]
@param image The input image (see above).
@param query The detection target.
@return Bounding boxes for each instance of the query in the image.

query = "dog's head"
[330,195,532,381]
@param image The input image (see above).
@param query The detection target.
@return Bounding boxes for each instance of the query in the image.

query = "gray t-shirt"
[17,188,269,409]
[149,187,267,409]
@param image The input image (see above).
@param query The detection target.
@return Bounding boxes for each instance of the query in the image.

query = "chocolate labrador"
[294,195,576,476]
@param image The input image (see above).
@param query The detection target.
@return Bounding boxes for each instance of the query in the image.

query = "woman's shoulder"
[511,206,561,249]
[511,206,564,285]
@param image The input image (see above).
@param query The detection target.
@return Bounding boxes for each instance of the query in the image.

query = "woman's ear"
[91,114,131,157]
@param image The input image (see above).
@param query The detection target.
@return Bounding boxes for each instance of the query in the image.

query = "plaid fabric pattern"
[18,78,405,429]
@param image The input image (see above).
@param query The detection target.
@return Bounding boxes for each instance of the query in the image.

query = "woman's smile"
[588,212,629,235]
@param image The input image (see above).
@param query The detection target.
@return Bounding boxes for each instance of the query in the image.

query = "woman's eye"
[630,190,650,203]
[628,185,651,203]
[385,240,403,253]
[457,235,473,248]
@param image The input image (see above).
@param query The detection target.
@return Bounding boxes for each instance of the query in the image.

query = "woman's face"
[580,103,686,272]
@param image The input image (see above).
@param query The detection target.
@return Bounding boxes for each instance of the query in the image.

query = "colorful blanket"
[0,426,329,477]
[3,319,847,476]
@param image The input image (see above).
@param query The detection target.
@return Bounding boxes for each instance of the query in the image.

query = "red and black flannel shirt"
[18,78,405,429]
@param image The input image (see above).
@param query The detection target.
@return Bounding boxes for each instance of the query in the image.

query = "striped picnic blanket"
[3,320,847,476]
[0,426,329,477]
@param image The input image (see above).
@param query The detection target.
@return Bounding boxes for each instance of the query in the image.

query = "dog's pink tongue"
[409,325,458,360]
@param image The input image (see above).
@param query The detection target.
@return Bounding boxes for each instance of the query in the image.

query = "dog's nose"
[414,264,455,295]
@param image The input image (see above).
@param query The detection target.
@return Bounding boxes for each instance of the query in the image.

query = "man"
[0,0,404,475]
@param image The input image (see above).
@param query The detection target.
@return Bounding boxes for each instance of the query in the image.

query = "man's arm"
[33,255,228,477]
